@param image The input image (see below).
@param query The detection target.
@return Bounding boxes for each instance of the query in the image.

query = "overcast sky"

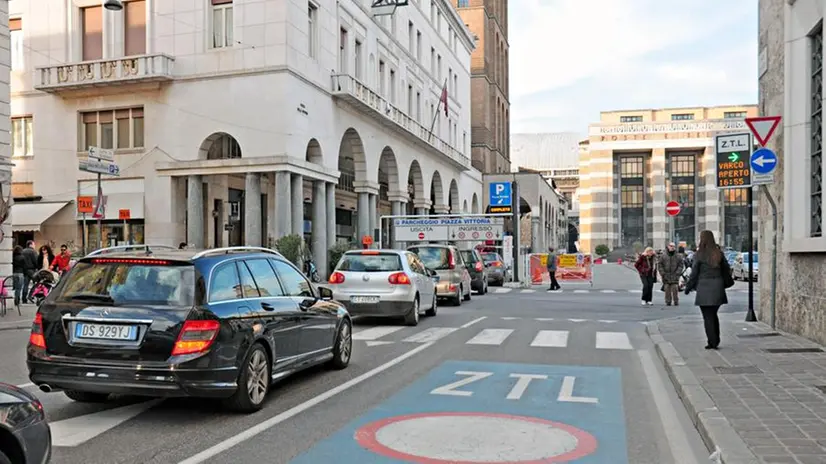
[508,0,758,136]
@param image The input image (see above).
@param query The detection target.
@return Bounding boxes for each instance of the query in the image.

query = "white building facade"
[9,0,481,276]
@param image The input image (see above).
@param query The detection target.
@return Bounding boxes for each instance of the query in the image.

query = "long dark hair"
[696,230,722,267]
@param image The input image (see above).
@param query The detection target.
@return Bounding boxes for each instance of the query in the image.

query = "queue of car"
[13,242,503,462]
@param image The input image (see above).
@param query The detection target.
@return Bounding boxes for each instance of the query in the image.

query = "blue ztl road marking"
[292,361,627,463]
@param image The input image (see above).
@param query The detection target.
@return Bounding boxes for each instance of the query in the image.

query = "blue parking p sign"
[489,182,512,206]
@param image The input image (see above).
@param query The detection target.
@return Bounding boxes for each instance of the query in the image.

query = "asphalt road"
[0,263,754,463]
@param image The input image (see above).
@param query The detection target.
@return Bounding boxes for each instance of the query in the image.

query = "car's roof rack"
[191,246,283,260]
[86,244,177,257]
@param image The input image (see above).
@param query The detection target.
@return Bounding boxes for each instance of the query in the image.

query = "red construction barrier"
[529,253,593,285]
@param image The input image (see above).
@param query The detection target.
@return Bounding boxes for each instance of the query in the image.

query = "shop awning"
[12,202,70,232]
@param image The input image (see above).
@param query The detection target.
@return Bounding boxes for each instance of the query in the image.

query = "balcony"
[35,54,174,94]
[331,73,471,171]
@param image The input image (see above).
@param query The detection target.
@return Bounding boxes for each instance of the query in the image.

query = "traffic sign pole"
[746,187,756,322]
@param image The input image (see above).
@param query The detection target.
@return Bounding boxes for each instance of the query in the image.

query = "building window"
[670,154,695,177]
[379,60,386,95]
[723,111,747,119]
[416,31,422,61]
[416,91,421,121]
[619,115,642,123]
[671,113,694,121]
[408,21,414,51]
[10,18,23,70]
[80,108,144,151]
[620,185,644,207]
[124,0,146,56]
[81,6,103,61]
[354,39,363,79]
[620,156,644,178]
[453,73,458,96]
[307,2,318,59]
[407,85,413,115]
[211,0,233,48]
[811,24,823,237]
[723,188,750,251]
[339,28,348,73]
[448,67,452,92]
[389,69,396,104]
[431,47,435,74]
[12,117,32,158]
[458,0,469,7]
[437,54,442,80]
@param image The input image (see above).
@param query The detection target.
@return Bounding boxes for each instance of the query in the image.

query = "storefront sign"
[118,209,131,220]
[597,120,747,135]
[77,196,94,214]
[393,218,505,242]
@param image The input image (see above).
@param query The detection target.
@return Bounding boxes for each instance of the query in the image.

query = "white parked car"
[326,249,439,326]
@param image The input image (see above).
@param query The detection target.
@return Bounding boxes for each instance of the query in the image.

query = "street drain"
[713,366,762,375]
[764,348,824,353]
[737,332,781,338]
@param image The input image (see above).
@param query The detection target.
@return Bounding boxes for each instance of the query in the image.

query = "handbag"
[723,261,735,289]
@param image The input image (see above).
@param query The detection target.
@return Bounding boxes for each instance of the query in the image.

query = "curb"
[0,323,29,331]
[645,321,758,464]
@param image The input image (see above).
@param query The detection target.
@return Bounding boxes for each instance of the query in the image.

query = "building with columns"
[578,105,759,254]
[0,0,11,277]
[8,0,482,277]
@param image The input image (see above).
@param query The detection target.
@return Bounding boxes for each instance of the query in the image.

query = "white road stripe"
[629,289,642,293]
[459,316,487,328]
[500,317,520,320]
[535,318,554,321]
[601,289,616,293]
[402,327,457,343]
[521,289,536,293]
[177,343,436,464]
[352,326,405,341]
[52,400,162,447]
[574,290,589,293]
[530,330,569,348]
[596,332,633,350]
[599,320,617,323]
[466,329,514,345]
[568,318,587,322]
[494,288,512,293]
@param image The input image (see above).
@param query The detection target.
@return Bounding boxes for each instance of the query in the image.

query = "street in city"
[0,263,758,464]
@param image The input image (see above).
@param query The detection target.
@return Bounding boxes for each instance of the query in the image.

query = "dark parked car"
[480,252,508,286]
[27,245,352,413]
[0,382,51,464]
[459,249,488,294]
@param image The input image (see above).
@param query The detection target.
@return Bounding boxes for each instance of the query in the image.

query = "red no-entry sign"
[666,201,681,217]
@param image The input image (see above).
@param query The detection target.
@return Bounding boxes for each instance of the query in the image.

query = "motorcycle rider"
[658,242,685,306]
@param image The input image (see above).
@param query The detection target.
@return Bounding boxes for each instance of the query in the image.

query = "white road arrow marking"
[51,400,162,447]
[365,341,394,346]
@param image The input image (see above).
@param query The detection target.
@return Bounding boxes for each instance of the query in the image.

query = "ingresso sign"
[595,120,747,135]
[393,217,505,242]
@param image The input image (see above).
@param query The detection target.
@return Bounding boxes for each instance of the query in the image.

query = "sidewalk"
[0,303,37,331]
[648,312,826,464]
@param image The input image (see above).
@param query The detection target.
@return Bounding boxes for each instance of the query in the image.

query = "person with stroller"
[27,245,59,303]
[21,241,38,304]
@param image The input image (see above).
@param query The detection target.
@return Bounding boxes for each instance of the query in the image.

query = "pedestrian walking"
[21,240,37,304]
[546,247,560,291]
[634,247,657,305]
[684,230,734,350]
[658,242,684,306]
[12,245,25,307]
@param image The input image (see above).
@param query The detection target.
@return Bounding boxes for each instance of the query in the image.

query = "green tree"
[274,234,304,267]
[594,244,610,257]
[328,242,355,275]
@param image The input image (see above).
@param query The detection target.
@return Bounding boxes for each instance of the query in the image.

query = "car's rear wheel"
[426,294,437,317]
[464,284,471,301]
[64,390,109,403]
[404,297,420,326]
[225,344,270,413]
[328,319,352,370]
[451,286,462,306]
[0,449,11,464]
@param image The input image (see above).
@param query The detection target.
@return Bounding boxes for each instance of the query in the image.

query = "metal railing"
[331,73,470,169]
[35,53,174,90]
[86,244,177,257]
[191,247,282,260]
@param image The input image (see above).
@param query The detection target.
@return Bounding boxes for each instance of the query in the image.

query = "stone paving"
[0,303,37,331]
[649,311,826,464]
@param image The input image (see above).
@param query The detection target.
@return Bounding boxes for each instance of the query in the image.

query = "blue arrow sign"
[489,182,512,206]
[750,148,778,175]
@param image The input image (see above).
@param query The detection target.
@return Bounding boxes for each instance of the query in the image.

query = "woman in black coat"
[684,230,733,350]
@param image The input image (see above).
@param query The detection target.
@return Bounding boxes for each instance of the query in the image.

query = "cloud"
[509,0,758,134]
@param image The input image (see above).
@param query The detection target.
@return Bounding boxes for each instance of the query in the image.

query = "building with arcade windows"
[8,0,483,277]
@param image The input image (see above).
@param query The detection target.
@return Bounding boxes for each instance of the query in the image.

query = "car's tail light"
[491,261,503,268]
[29,313,46,349]
[475,262,483,272]
[91,258,171,265]
[448,251,456,270]
[361,250,379,255]
[172,320,220,356]
[329,272,346,284]
[388,272,411,285]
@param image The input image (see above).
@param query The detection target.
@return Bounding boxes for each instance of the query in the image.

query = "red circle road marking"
[418,232,425,239]
[354,412,598,463]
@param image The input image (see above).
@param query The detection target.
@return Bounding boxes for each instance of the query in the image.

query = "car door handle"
[261,302,274,311]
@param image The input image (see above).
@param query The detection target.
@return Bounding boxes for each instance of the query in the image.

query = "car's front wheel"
[64,390,109,403]
[328,319,352,370]
[225,344,270,413]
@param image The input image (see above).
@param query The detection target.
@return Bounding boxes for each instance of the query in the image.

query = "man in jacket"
[546,247,560,291]
[658,242,685,306]
[21,240,38,304]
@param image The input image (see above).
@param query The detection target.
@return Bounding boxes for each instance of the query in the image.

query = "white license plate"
[75,323,137,341]
[351,296,380,304]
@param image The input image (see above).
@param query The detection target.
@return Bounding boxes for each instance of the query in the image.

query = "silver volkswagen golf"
[326,249,439,326]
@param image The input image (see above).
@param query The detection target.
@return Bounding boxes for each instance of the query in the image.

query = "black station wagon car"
[27,245,352,413]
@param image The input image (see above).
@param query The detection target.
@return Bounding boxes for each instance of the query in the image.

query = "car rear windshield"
[338,253,403,272]
[460,250,477,263]
[409,247,451,270]
[481,253,501,263]
[56,259,195,307]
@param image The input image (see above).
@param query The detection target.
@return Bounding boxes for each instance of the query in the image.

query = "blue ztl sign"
[489,182,512,206]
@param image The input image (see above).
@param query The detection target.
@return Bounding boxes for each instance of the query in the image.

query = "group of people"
[635,230,734,349]
[11,241,72,307]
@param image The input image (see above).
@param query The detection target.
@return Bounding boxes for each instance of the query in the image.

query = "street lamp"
[104,0,123,11]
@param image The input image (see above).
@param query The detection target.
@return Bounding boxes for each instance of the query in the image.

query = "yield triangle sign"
[745,116,781,146]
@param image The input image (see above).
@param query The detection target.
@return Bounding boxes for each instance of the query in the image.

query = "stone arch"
[199,132,242,160]
[305,138,323,164]
[471,193,479,213]
[337,128,368,184]
[448,179,460,213]
[407,160,425,214]
[378,146,401,193]
[430,170,445,209]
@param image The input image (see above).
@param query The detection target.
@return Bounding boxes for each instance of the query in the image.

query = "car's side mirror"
[318,286,333,300]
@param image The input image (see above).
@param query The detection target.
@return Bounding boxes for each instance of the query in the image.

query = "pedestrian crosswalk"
[353,318,642,350]
[490,287,753,294]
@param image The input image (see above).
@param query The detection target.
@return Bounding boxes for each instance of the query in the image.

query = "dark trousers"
[700,305,721,347]
[548,270,560,290]
[640,275,655,302]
